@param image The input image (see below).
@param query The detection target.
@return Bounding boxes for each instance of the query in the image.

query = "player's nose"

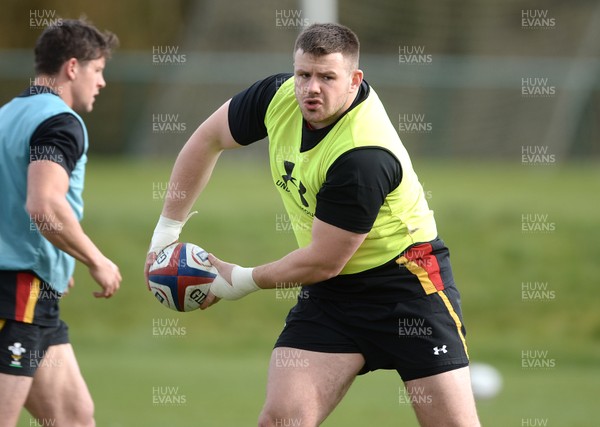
[306,77,320,94]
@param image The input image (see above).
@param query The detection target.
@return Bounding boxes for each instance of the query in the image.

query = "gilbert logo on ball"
[149,242,217,312]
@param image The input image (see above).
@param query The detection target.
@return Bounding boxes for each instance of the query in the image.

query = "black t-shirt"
[228,74,402,234]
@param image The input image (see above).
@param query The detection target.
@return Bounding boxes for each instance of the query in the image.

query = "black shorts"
[0,319,70,377]
[0,270,61,327]
[274,285,469,381]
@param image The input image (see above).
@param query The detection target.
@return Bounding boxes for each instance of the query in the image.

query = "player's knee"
[69,398,95,427]
[257,412,271,427]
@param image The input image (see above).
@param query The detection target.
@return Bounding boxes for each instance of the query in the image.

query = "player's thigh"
[25,343,94,426]
[405,366,480,427]
[0,373,33,427]
[260,348,364,426]
[0,319,39,427]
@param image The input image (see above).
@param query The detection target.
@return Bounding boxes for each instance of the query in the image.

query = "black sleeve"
[29,113,85,176]
[228,73,293,145]
[315,148,403,234]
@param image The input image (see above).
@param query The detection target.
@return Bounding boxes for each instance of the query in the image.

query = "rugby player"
[146,23,480,427]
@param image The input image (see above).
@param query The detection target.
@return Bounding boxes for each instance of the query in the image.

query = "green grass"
[18,157,600,426]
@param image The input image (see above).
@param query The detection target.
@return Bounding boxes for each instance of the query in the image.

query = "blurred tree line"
[0,0,598,158]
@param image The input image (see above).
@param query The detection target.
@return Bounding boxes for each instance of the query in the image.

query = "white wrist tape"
[210,267,260,300]
[149,212,197,253]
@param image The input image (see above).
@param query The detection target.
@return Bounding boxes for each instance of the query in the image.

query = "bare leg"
[406,366,480,427]
[257,348,365,427]
[0,373,33,427]
[25,343,95,427]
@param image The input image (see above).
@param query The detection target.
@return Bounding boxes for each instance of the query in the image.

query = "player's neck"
[33,74,73,107]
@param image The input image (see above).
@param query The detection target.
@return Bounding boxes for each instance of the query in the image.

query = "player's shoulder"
[333,148,400,175]
[260,73,293,89]
[246,73,293,100]
[33,112,84,142]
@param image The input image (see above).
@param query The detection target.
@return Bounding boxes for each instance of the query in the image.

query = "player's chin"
[83,98,96,113]
[75,103,94,114]
[301,110,327,126]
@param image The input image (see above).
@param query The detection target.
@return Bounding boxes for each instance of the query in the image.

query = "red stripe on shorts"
[403,243,445,292]
[14,272,34,322]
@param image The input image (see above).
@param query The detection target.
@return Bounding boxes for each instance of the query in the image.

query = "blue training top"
[0,88,88,293]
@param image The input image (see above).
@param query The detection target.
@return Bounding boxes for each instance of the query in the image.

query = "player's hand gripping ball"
[148,242,217,312]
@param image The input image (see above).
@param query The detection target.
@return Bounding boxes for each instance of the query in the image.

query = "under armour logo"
[281,161,309,208]
[297,181,308,207]
[433,345,447,355]
[282,161,297,186]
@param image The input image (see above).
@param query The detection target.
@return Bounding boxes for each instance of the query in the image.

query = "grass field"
[17,155,600,427]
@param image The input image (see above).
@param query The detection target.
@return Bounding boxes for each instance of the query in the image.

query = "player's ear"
[350,69,363,92]
[64,58,79,81]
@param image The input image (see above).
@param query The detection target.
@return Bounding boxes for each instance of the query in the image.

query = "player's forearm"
[161,101,236,221]
[209,218,368,301]
[162,129,222,220]
[27,197,104,268]
[253,246,343,289]
[206,246,341,302]
[253,219,367,289]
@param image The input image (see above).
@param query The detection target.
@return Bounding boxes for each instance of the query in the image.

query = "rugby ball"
[148,242,217,312]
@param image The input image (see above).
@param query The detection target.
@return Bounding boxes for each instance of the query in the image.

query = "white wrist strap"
[210,267,260,300]
[149,211,197,253]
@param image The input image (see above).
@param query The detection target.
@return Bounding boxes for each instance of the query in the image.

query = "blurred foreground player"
[146,23,480,427]
[0,19,121,427]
